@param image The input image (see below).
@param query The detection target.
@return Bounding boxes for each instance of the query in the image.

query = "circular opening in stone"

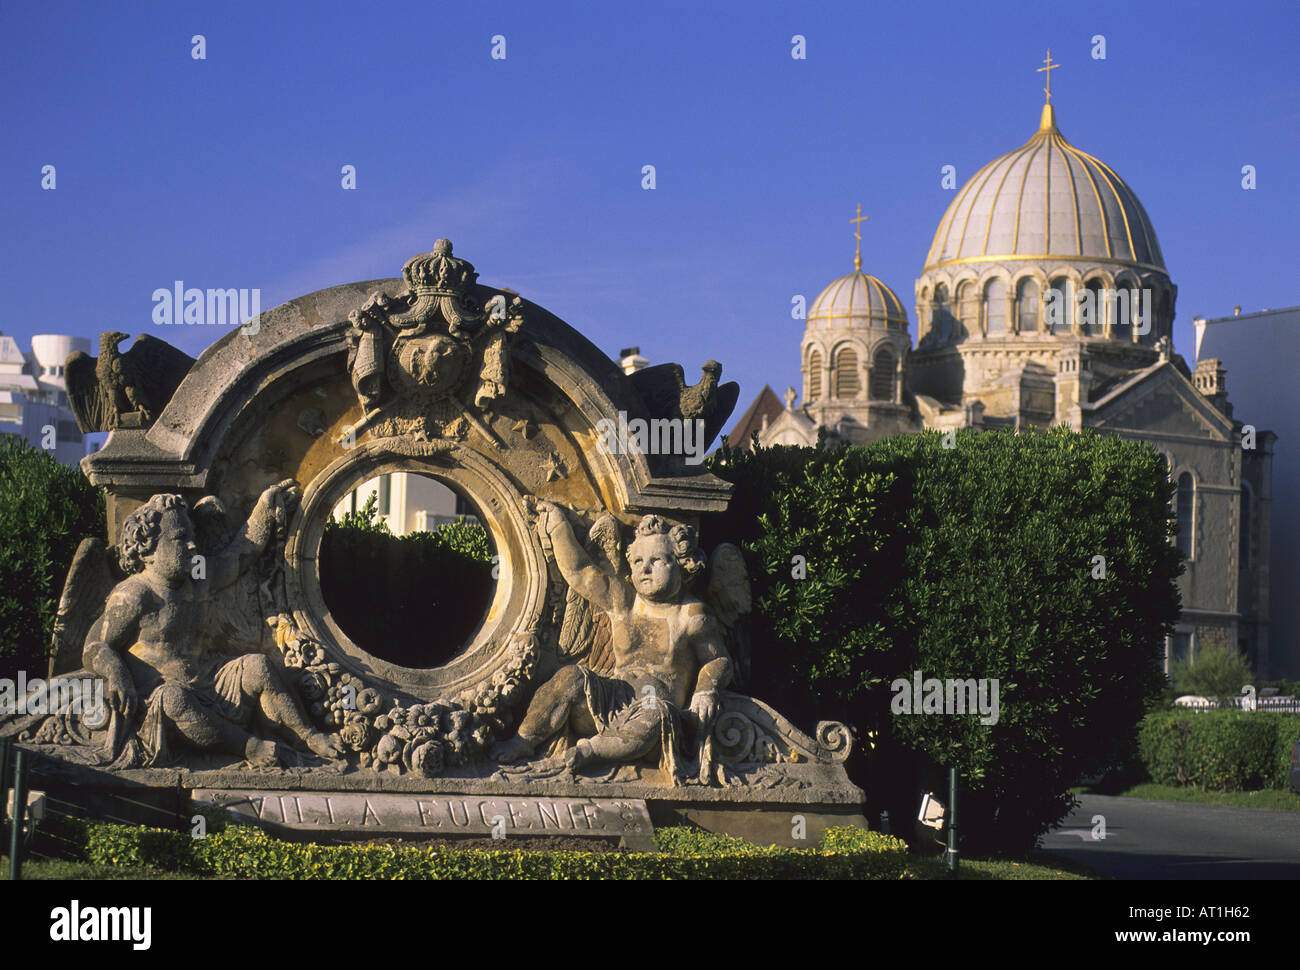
[319,472,497,669]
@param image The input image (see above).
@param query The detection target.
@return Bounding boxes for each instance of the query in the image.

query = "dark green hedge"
[1138,710,1300,791]
[321,507,494,669]
[64,819,908,879]
[707,427,1183,853]
[0,438,106,682]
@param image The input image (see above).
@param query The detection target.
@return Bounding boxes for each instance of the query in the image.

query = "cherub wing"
[49,537,121,677]
[703,543,752,689]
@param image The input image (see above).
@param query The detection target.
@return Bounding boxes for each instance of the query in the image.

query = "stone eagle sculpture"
[630,360,740,452]
[65,331,195,432]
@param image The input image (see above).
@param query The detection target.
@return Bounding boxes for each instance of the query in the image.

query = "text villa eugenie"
[195,791,645,834]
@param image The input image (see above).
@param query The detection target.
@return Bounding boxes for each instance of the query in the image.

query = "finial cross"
[1038,49,1059,103]
[850,203,868,270]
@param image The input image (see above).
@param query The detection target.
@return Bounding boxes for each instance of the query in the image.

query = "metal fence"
[1174,697,1300,713]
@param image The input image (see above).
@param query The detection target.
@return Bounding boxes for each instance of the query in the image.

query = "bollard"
[945,765,959,878]
[8,746,28,881]
[0,737,10,860]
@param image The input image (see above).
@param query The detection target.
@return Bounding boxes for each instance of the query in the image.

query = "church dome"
[923,104,1165,272]
[808,267,908,330]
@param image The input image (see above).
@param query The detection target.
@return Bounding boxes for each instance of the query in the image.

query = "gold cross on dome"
[1038,49,1059,103]
[850,203,868,270]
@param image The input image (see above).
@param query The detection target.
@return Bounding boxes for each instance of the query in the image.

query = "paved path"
[1034,793,1300,879]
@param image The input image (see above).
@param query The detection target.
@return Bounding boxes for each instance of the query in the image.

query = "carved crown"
[402,238,479,297]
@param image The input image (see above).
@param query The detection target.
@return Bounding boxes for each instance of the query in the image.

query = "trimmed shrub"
[1138,710,1300,791]
[71,821,909,880]
[708,427,1183,853]
[1273,717,1300,789]
[1169,647,1255,705]
[0,438,106,682]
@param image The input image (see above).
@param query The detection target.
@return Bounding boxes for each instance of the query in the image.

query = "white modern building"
[332,472,463,536]
[0,332,92,466]
[1196,306,1300,678]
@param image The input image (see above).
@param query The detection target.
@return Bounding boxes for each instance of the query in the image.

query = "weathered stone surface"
[2,237,867,844]
[193,788,655,848]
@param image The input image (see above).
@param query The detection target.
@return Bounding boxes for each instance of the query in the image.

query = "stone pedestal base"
[26,754,866,852]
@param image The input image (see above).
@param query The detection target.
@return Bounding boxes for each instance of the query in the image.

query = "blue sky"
[2,0,1296,433]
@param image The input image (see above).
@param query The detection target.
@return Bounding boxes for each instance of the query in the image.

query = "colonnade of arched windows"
[917,272,1170,346]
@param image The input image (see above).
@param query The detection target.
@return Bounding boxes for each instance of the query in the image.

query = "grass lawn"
[1076,782,1300,812]
[907,852,1100,880]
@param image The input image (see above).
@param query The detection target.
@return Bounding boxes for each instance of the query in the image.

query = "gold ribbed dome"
[808,268,908,328]
[924,104,1165,271]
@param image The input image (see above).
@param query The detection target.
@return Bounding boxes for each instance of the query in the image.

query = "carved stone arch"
[868,336,898,364]
[20,237,869,814]
[1045,265,1085,287]
[802,338,826,365]
[82,271,735,703]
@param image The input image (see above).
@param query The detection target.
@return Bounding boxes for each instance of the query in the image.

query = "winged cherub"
[83,482,343,768]
[492,503,733,777]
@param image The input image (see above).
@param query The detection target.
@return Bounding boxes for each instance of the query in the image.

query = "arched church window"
[1176,472,1194,559]
[956,282,977,337]
[930,284,953,345]
[807,349,822,401]
[870,348,896,401]
[1048,277,1073,333]
[1081,279,1106,336]
[1016,279,1040,333]
[984,278,1008,334]
[834,348,860,398]
[1112,282,1135,340]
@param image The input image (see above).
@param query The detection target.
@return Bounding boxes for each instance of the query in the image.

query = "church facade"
[734,97,1277,678]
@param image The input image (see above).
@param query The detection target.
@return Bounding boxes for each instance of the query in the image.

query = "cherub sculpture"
[30,482,342,768]
[492,502,749,782]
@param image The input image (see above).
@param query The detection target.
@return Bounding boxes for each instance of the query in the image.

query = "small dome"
[924,104,1165,271]
[809,268,908,329]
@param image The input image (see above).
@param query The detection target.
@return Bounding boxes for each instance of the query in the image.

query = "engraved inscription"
[192,790,653,840]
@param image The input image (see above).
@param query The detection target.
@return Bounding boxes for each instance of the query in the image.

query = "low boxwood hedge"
[1138,710,1300,791]
[59,818,910,880]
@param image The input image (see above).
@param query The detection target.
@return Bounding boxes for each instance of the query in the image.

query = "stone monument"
[2,239,864,847]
